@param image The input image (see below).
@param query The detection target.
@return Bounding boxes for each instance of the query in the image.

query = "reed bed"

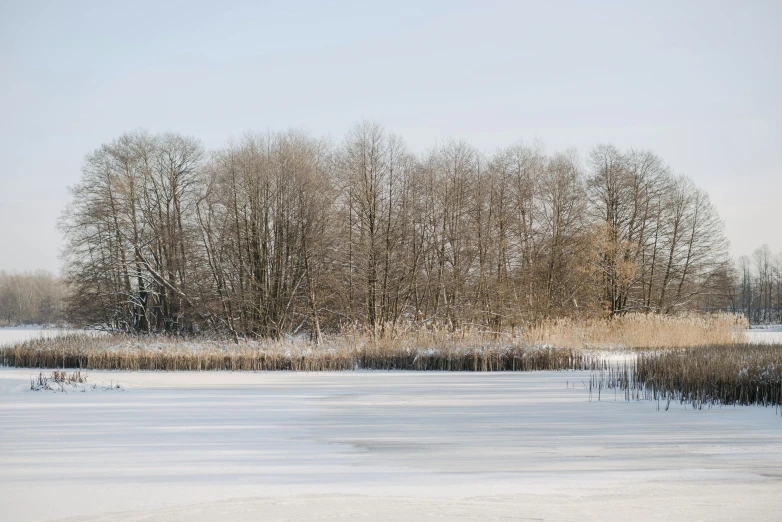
[0,332,612,372]
[0,313,756,373]
[590,344,782,409]
[340,312,747,350]
[521,312,747,349]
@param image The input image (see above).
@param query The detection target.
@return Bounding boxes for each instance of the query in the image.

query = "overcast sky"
[1,0,780,274]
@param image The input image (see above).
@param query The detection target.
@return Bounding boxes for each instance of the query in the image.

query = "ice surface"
[0,327,101,347]
[1,369,781,521]
[745,325,782,344]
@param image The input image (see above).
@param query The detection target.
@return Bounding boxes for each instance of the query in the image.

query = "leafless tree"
[59,123,736,336]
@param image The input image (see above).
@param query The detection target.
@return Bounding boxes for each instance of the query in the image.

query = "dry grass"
[2,332,607,372]
[338,312,747,351]
[0,313,753,372]
[30,370,88,391]
[520,312,747,349]
[591,344,782,409]
[50,369,87,383]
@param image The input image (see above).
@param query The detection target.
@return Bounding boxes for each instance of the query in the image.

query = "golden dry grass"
[0,313,753,372]
[342,312,748,350]
[520,312,747,349]
[1,332,604,372]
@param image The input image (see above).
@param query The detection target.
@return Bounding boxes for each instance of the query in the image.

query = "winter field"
[1,327,782,521]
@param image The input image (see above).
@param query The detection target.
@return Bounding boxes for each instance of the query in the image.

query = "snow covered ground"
[745,325,782,344]
[1,369,781,521]
[0,326,100,347]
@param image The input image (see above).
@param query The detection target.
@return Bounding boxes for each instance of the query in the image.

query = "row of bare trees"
[735,245,782,323]
[0,271,66,326]
[60,123,734,338]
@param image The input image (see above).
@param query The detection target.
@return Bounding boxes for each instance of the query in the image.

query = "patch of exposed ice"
[0,326,104,347]
[744,326,782,344]
[0,369,781,521]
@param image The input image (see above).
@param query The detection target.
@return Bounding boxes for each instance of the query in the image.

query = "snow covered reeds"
[29,369,123,392]
[30,370,87,391]
[1,332,608,372]
[0,313,754,373]
[591,344,782,409]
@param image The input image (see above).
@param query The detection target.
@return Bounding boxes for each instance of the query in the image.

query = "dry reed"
[0,313,754,372]
[521,312,747,349]
[1,332,609,372]
[30,370,89,391]
[590,344,782,409]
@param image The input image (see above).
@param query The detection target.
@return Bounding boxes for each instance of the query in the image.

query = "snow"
[745,325,782,345]
[0,326,102,347]
[1,369,781,521]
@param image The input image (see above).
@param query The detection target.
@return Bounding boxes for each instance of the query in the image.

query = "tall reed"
[1,332,610,372]
[590,344,782,409]
[0,313,755,372]
[521,312,747,349]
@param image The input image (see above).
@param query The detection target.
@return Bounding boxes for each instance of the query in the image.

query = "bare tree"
[60,124,735,336]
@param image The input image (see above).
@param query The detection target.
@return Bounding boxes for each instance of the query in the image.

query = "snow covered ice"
[1,369,781,521]
[0,327,103,347]
[744,325,782,345]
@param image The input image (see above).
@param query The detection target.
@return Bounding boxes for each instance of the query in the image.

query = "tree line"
[0,270,66,326]
[733,245,782,324]
[60,122,734,339]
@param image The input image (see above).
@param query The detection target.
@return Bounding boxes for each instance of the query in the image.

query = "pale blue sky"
[1,0,780,272]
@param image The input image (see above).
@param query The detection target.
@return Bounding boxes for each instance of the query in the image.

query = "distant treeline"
[733,245,782,324]
[0,270,66,326]
[60,122,735,339]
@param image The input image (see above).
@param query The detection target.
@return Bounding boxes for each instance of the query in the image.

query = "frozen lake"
[0,369,780,521]
[744,325,782,344]
[0,326,102,347]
